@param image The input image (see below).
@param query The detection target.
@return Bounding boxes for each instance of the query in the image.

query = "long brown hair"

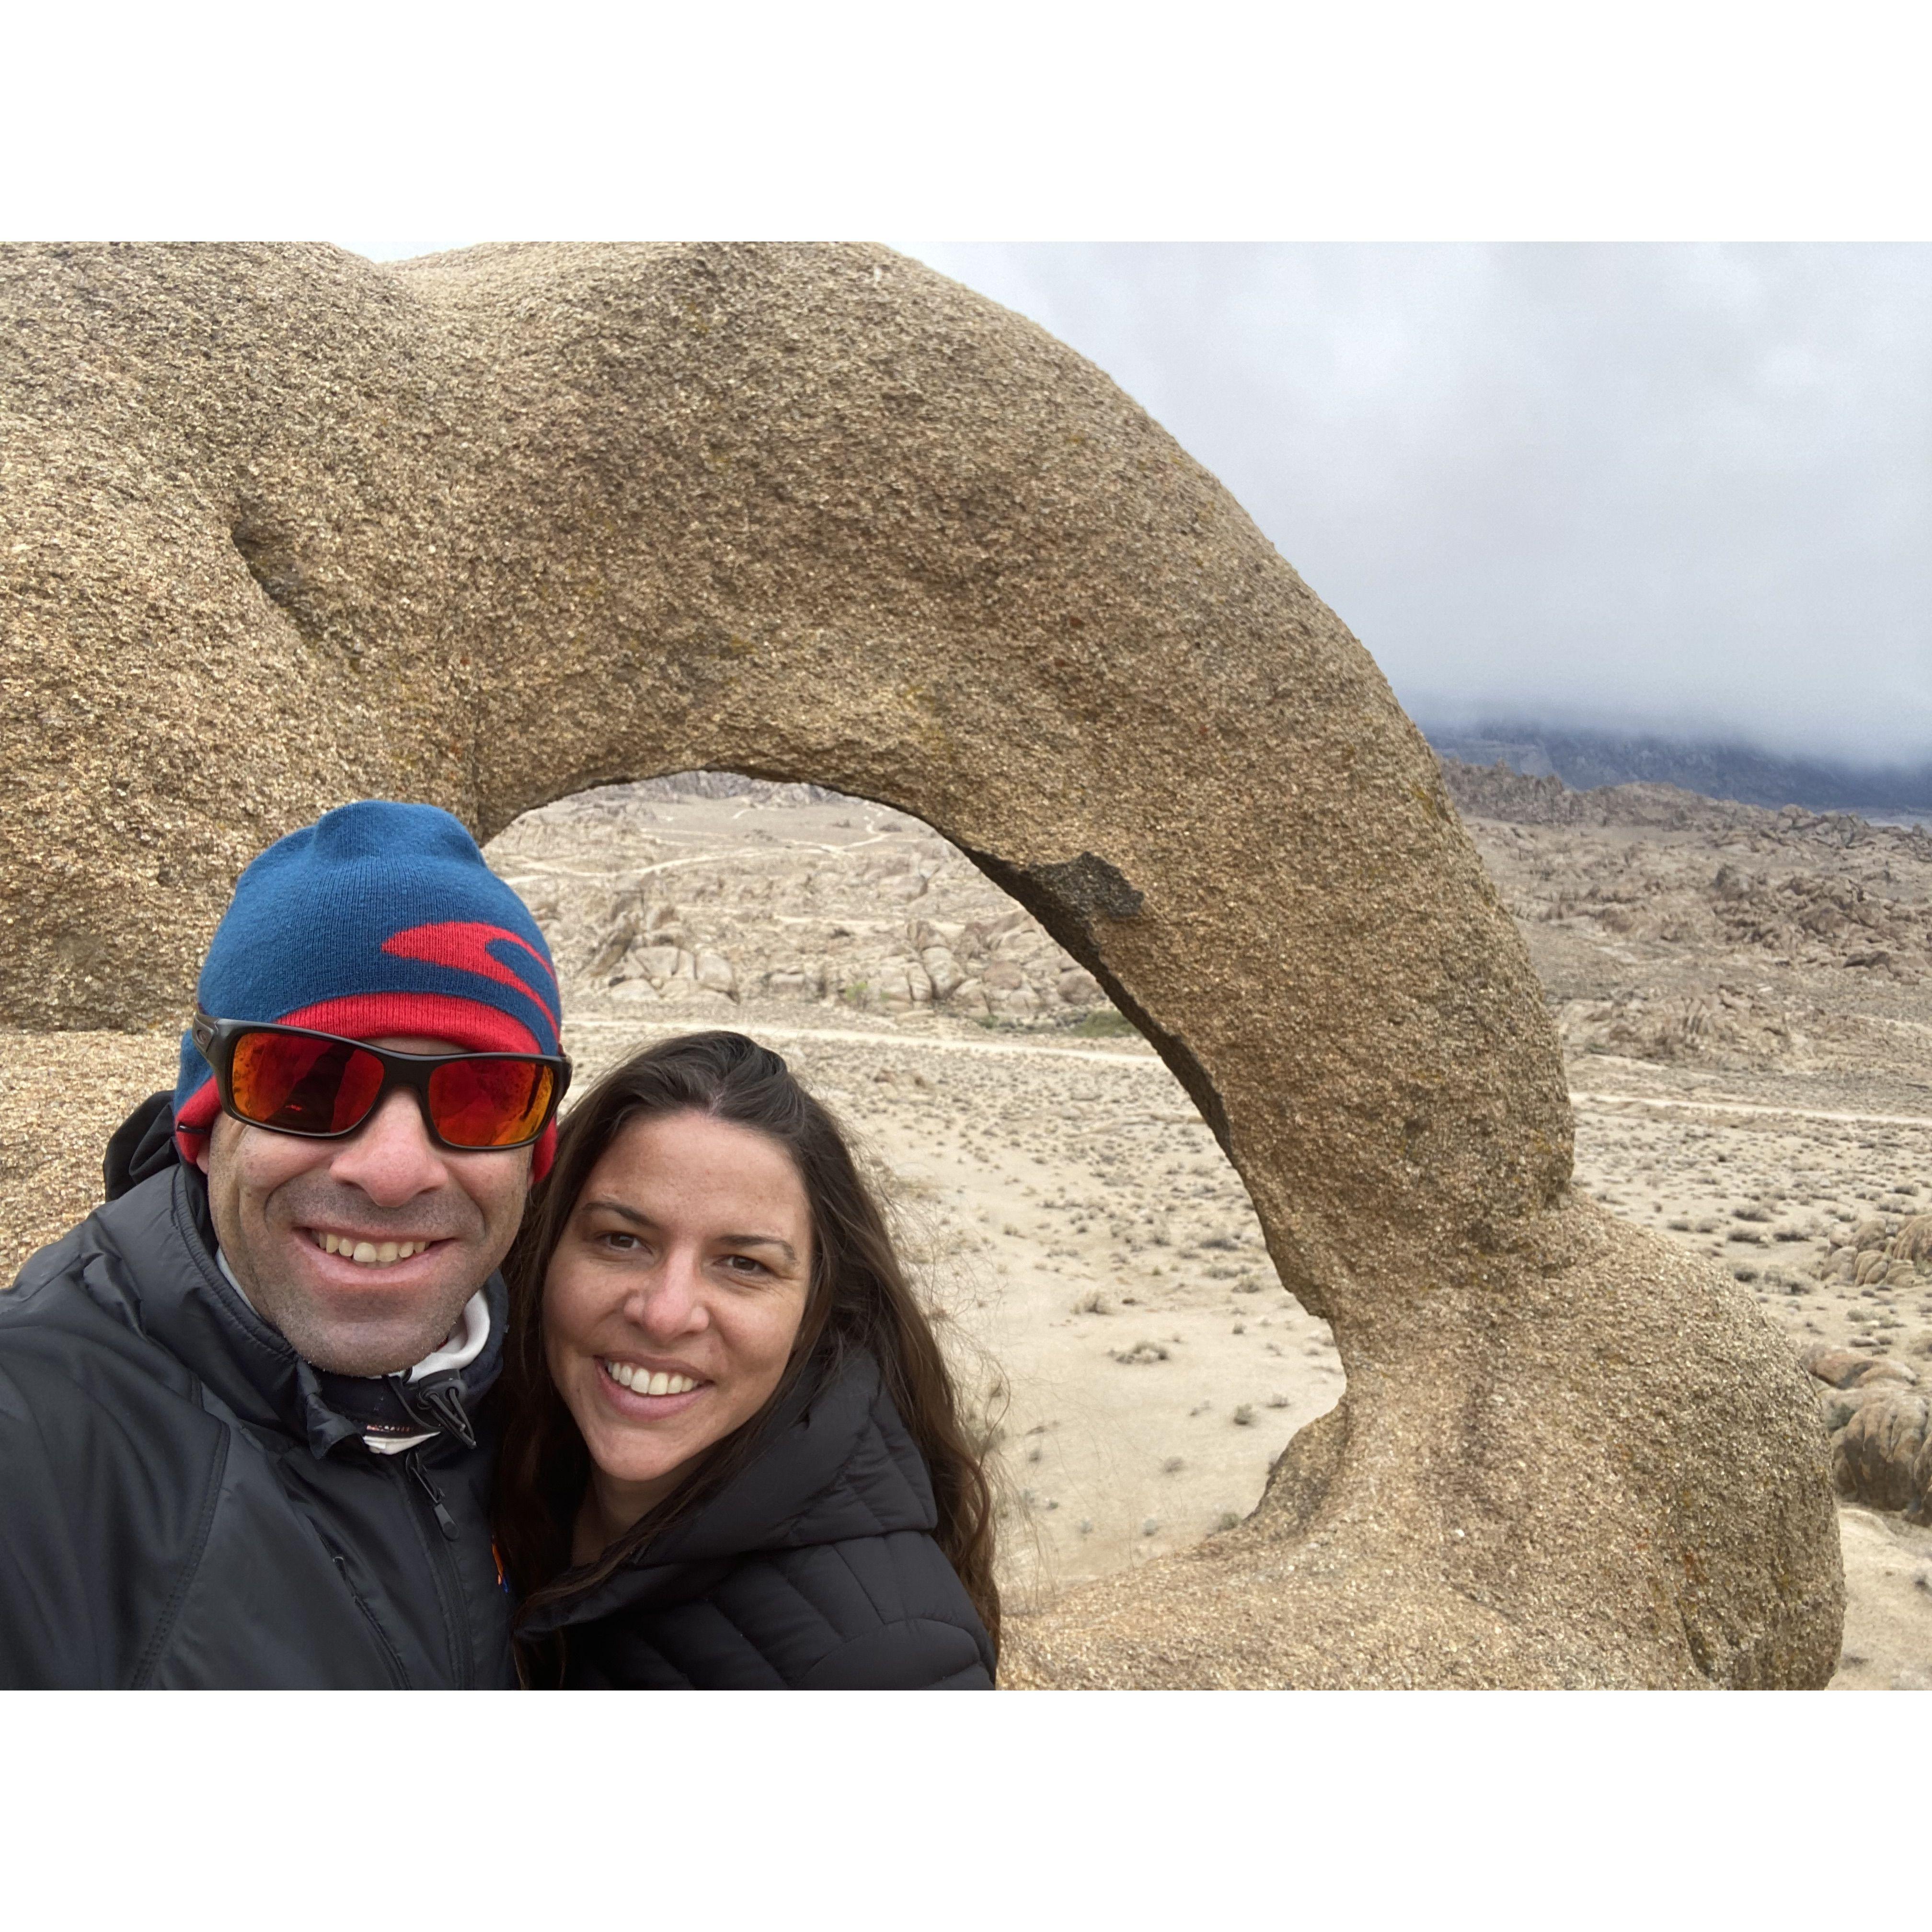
[493,1029,1000,1663]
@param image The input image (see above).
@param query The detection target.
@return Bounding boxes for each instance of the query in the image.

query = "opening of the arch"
[483,770,1345,1607]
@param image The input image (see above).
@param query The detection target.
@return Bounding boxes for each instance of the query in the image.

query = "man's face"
[196,1035,533,1376]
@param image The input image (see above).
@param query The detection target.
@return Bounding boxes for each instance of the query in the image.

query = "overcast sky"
[354,241,1929,768]
[896,244,1930,768]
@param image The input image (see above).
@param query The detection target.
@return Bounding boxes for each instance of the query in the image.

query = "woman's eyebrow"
[580,1196,654,1226]
[720,1234,799,1264]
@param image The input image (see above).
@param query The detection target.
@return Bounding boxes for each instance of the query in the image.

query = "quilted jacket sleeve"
[796,1614,995,1690]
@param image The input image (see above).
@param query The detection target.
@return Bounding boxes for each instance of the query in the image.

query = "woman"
[494,1030,999,1688]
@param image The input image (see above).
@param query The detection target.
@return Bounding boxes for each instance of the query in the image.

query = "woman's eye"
[598,1230,641,1252]
[720,1253,770,1277]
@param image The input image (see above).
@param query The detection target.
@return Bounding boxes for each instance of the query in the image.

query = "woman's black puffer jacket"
[519,1348,995,1689]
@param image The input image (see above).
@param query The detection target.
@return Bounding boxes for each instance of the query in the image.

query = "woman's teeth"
[604,1361,699,1397]
[314,1232,431,1265]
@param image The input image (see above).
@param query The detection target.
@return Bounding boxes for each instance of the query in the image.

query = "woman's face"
[543,1109,814,1533]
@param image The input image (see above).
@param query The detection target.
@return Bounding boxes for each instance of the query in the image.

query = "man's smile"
[305,1229,444,1266]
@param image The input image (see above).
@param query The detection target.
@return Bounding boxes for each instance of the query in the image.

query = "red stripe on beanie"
[382,920,560,1008]
[278,994,544,1056]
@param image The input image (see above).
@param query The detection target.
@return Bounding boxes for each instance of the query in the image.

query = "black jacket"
[520,1349,996,1690]
[0,1158,515,1689]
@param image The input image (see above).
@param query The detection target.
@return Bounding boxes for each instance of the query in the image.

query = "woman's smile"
[599,1360,704,1399]
[596,1357,709,1419]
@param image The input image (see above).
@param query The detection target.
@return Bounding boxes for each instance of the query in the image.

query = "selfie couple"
[0,800,998,1689]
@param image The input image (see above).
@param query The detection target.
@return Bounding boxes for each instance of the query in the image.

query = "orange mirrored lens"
[229,1033,385,1135]
[427,1058,555,1147]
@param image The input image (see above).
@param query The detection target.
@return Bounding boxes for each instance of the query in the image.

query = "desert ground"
[6,760,1929,1687]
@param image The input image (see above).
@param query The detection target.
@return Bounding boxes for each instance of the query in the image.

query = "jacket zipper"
[399,1448,473,1689]
[409,1453,461,1540]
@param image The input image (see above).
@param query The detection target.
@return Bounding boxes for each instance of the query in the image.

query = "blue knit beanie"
[173,801,563,1175]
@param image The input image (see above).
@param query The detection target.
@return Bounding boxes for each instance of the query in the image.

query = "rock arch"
[0,242,1840,1685]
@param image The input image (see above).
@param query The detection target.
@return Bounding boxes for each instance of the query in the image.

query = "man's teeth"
[604,1362,699,1397]
[314,1232,430,1265]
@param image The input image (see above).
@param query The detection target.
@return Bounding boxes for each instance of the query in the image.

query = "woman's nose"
[627,1251,707,1335]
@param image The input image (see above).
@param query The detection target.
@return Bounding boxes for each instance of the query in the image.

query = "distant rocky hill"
[1423,724,1932,820]
[1435,753,1932,1076]
[1436,755,1932,858]
[487,784,1112,1029]
[624,772,845,807]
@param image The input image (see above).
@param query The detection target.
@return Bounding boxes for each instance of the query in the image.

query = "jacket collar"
[91,1162,505,1460]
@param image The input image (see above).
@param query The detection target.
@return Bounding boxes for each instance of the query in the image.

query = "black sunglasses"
[191,1013,571,1152]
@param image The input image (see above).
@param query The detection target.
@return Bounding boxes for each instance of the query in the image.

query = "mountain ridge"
[1420,722,1932,820]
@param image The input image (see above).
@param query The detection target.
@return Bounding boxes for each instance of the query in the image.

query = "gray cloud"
[898,243,1932,767]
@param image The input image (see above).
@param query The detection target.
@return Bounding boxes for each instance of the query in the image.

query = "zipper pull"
[409,1454,461,1541]
[386,1371,477,1449]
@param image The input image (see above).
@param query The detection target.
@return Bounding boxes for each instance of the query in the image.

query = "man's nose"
[327,1086,449,1205]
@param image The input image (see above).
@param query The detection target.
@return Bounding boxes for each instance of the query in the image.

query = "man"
[0,800,568,1687]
